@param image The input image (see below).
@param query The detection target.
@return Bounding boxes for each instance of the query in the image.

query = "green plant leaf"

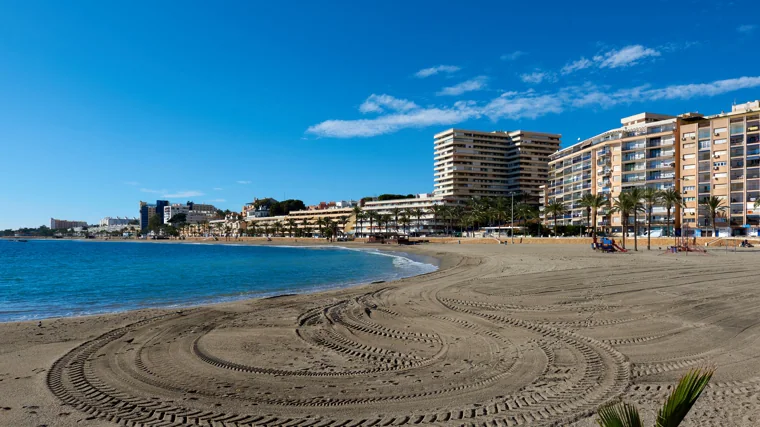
[596,402,643,427]
[656,367,714,427]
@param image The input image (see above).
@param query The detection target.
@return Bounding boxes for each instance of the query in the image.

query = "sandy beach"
[2,242,759,426]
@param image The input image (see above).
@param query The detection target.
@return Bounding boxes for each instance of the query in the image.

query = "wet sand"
[2,242,759,426]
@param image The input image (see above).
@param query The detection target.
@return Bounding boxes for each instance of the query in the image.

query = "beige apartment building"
[546,100,760,238]
[247,207,355,236]
[433,129,561,203]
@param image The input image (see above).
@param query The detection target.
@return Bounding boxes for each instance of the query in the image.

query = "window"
[698,128,711,139]
[613,165,621,171]
[683,175,696,181]
[684,197,696,202]
[613,176,620,182]
[683,164,696,170]
[714,138,727,145]
[683,154,695,160]
[715,184,727,190]
[714,150,727,157]
[699,140,711,150]
[715,172,727,179]
[714,127,727,135]
[683,186,696,192]
[730,122,745,135]
[714,161,727,167]
[682,132,696,140]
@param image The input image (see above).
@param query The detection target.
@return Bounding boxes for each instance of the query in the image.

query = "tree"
[544,201,566,237]
[409,207,424,234]
[626,187,646,251]
[755,198,760,211]
[352,205,363,237]
[612,192,637,249]
[700,196,727,237]
[168,213,187,227]
[641,188,661,250]
[390,208,402,233]
[366,211,377,236]
[339,215,350,237]
[515,203,538,236]
[429,205,445,235]
[148,214,163,233]
[399,212,410,235]
[579,193,606,239]
[315,217,327,237]
[596,367,713,427]
[660,189,683,238]
[286,218,297,237]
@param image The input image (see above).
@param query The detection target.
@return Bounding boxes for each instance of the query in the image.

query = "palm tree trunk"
[591,210,597,239]
[647,210,652,250]
[666,208,671,238]
[553,215,558,237]
[622,214,627,249]
[633,211,639,251]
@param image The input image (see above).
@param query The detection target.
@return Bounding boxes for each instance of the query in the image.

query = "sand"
[2,242,760,426]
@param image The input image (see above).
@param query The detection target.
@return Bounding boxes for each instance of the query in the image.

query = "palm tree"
[339,215,350,237]
[409,207,424,235]
[626,187,646,251]
[286,218,297,238]
[315,217,327,237]
[612,192,636,249]
[366,211,377,236]
[700,196,727,237]
[755,198,760,211]
[596,367,713,427]
[390,207,402,233]
[579,193,607,239]
[399,213,410,235]
[438,205,452,235]
[352,205,363,237]
[355,212,365,238]
[380,214,392,233]
[452,205,466,236]
[641,188,661,250]
[544,201,566,237]
[515,203,538,236]
[429,204,445,235]
[660,188,683,238]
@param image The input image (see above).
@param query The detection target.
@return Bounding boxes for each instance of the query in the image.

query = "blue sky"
[1,0,759,229]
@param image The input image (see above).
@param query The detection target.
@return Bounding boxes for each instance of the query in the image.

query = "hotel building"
[355,193,445,236]
[139,200,169,230]
[545,100,760,237]
[163,202,217,224]
[50,218,88,229]
[433,129,561,203]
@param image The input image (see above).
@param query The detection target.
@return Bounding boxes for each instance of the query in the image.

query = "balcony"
[623,155,646,162]
[731,135,745,146]
[748,168,760,180]
[648,172,675,181]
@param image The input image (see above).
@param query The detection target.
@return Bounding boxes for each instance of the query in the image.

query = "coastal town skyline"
[3,1,760,229]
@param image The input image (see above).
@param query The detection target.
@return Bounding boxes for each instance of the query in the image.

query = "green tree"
[579,193,607,239]
[596,367,713,427]
[148,214,163,233]
[286,218,297,237]
[390,208,402,233]
[641,188,661,250]
[544,201,566,237]
[168,213,187,227]
[612,192,637,250]
[352,205,363,237]
[660,189,683,238]
[626,188,646,251]
[366,211,377,236]
[429,204,445,235]
[409,207,424,235]
[700,196,727,237]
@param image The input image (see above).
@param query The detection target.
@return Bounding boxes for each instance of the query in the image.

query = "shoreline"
[1,239,447,325]
[2,243,760,426]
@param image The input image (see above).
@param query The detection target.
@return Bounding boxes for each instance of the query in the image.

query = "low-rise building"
[50,218,88,229]
[356,193,446,236]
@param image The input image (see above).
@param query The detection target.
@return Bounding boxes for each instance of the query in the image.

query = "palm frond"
[656,367,714,427]
[596,402,643,427]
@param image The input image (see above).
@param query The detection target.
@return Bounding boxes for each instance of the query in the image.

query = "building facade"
[355,193,446,236]
[433,129,561,203]
[50,218,88,229]
[545,101,760,237]
[163,202,217,224]
[139,200,169,230]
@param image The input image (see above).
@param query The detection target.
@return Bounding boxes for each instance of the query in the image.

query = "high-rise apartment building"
[139,200,169,230]
[433,129,561,203]
[545,100,760,237]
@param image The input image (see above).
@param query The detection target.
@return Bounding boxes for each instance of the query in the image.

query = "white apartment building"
[355,193,446,236]
[163,203,217,224]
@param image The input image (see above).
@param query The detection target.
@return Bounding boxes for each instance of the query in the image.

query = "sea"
[0,240,438,322]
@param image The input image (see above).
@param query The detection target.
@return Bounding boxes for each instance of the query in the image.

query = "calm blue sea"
[0,240,437,322]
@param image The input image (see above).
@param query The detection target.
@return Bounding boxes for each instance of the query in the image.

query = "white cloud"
[561,45,660,74]
[306,75,760,138]
[414,65,460,78]
[162,191,204,198]
[594,45,660,69]
[359,94,418,114]
[520,71,557,84]
[738,24,757,34]
[561,57,593,75]
[213,187,223,191]
[208,198,227,203]
[437,76,488,96]
[140,188,166,194]
[237,180,251,184]
[500,51,526,61]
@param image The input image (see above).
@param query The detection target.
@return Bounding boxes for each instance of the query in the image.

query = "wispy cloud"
[520,71,557,84]
[140,188,166,194]
[414,65,460,78]
[562,44,660,74]
[212,187,224,191]
[237,180,252,184]
[162,191,204,198]
[437,76,488,96]
[124,181,140,186]
[306,75,760,138]
[500,51,526,61]
[208,198,226,203]
[359,94,418,114]
[738,24,757,34]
